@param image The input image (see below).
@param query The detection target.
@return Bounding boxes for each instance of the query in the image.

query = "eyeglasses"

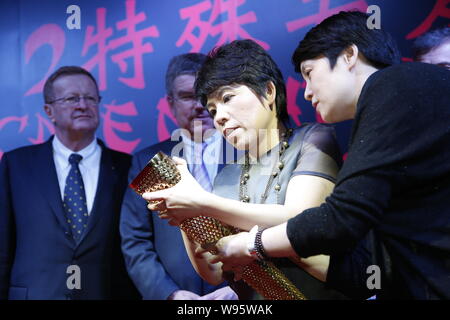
[48,95,102,107]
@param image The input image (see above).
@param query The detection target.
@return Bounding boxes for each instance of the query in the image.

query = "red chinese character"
[286,0,368,32]
[82,8,113,91]
[286,77,303,126]
[176,0,269,52]
[109,0,160,89]
[0,115,28,132]
[406,0,450,40]
[28,113,55,145]
[102,100,141,154]
[0,115,29,158]
[82,0,159,90]
[24,24,65,96]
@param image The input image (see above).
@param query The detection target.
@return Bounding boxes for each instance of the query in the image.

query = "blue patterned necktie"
[192,142,213,192]
[63,153,89,241]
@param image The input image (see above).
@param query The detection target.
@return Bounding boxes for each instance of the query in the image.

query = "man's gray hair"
[165,53,207,97]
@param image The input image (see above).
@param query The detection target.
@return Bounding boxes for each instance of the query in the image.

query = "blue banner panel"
[0,0,449,158]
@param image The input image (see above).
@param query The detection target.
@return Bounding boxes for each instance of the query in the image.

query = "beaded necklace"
[239,128,293,205]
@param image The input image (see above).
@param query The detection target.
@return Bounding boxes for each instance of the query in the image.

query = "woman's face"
[205,84,279,152]
[301,55,357,123]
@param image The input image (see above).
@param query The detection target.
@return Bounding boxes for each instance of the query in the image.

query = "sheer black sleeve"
[292,123,342,183]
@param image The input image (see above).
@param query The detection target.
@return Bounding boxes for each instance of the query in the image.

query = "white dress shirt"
[180,130,223,184]
[52,135,102,215]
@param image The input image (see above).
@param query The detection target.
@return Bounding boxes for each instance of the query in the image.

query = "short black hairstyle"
[165,53,207,97]
[195,39,288,122]
[43,66,99,103]
[292,11,401,73]
[412,26,450,61]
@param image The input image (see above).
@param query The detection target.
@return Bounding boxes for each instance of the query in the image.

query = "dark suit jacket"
[0,137,138,300]
[120,137,236,299]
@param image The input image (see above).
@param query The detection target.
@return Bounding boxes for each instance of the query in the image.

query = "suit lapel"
[31,137,75,244]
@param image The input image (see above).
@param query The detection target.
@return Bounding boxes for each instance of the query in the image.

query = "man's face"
[44,74,100,139]
[300,55,357,123]
[419,41,450,70]
[168,74,214,138]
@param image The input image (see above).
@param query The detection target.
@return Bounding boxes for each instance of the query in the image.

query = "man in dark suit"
[0,66,137,300]
[120,53,237,300]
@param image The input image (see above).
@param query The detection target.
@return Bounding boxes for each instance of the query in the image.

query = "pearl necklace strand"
[239,128,293,205]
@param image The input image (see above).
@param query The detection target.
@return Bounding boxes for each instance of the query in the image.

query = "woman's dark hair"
[195,39,288,122]
[292,11,401,73]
